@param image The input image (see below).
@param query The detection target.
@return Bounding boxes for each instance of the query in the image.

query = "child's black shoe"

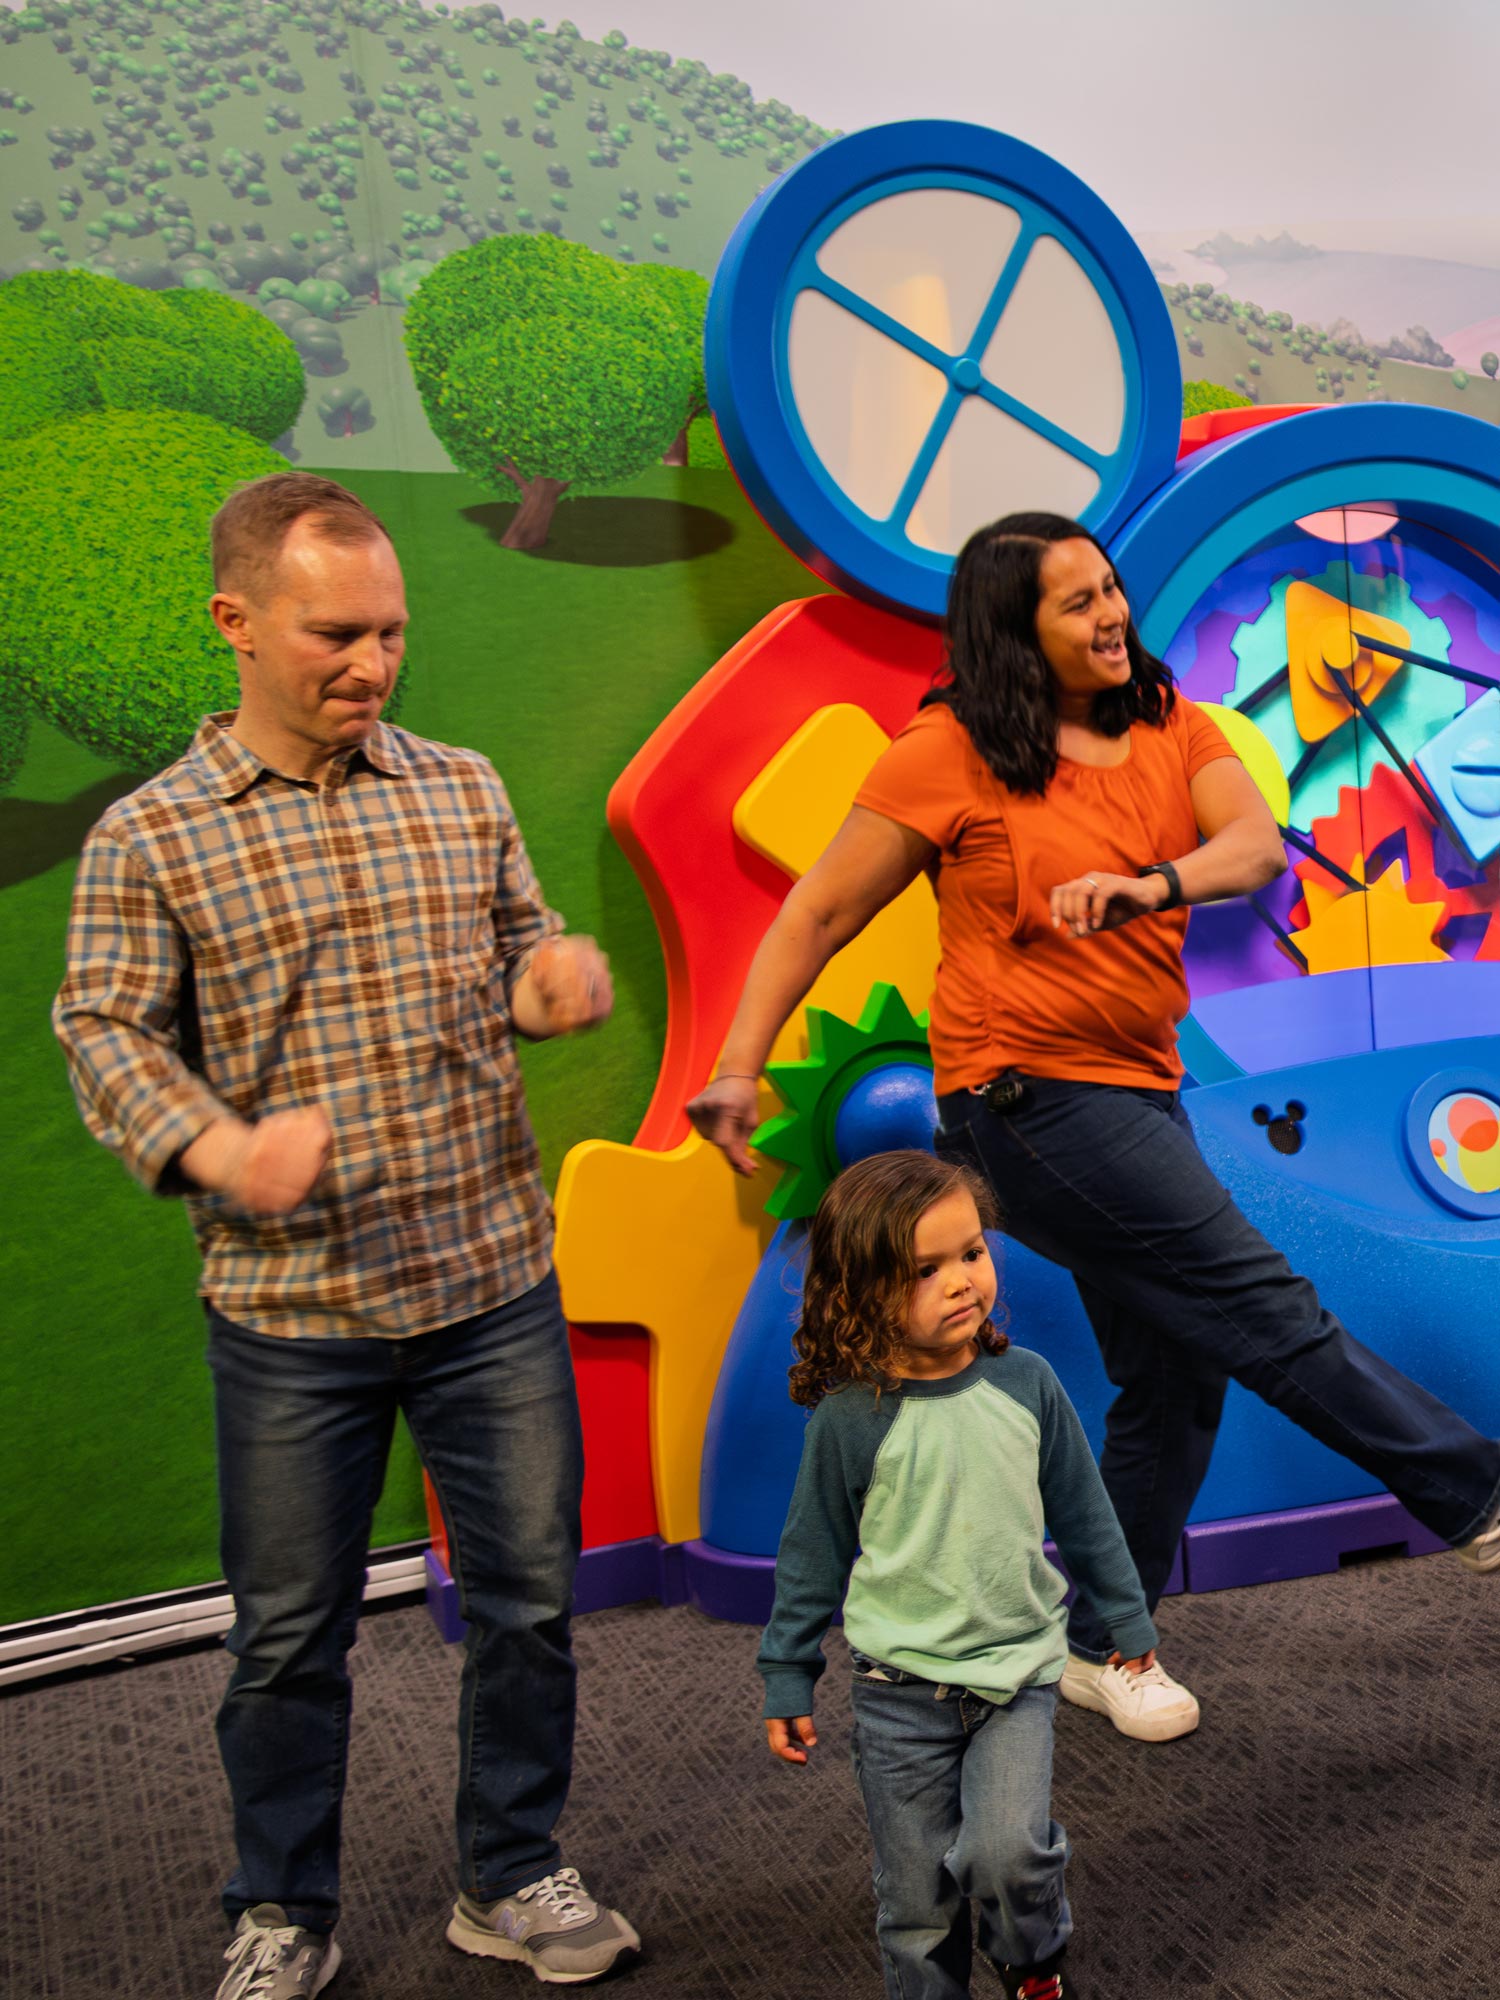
[1002,1945,1073,2000]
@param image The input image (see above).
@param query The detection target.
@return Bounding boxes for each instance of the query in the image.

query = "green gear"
[753,981,933,1220]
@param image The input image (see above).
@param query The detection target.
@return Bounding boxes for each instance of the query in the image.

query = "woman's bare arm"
[687,806,935,1172]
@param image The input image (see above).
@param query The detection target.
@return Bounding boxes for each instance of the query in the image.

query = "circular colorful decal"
[1404,1071,1500,1217]
[1428,1091,1500,1195]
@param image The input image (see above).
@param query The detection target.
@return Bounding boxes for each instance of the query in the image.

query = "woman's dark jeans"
[936,1078,1500,1662]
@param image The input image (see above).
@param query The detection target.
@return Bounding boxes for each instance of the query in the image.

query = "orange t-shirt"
[854,697,1237,1093]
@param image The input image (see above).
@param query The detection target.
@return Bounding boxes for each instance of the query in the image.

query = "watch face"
[1159,504,1500,1070]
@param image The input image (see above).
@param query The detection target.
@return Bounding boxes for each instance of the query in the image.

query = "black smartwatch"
[1138,860,1184,910]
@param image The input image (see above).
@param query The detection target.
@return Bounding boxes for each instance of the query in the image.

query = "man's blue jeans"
[937,1078,1500,1662]
[207,1269,583,1934]
[849,1658,1069,1999]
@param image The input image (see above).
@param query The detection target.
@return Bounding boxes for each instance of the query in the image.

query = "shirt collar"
[189,714,408,800]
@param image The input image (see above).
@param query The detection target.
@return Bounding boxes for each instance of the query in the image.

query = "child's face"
[896,1188,998,1379]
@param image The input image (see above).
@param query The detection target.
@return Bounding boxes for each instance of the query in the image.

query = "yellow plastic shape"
[1290,855,1448,975]
[554,1129,779,1547]
[1285,581,1407,744]
[735,703,940,1064]
[1198,702,1290,825]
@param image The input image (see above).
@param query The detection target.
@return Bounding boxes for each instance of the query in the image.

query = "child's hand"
[765,1716,817,1765]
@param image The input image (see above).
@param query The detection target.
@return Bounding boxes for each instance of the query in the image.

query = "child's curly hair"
[788,1149,1008,1408]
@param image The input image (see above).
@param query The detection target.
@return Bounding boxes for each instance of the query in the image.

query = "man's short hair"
[211,472,392,597]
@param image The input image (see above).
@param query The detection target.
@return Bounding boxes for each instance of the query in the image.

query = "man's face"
[212,518,409,774]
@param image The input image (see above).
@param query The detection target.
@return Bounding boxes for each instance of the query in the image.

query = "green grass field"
[0,462,826,1626]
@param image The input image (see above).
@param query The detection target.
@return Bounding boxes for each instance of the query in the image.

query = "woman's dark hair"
[788,1150,1007,1409]
[925,511,1176,796]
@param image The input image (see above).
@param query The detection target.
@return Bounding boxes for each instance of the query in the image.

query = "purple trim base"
[423,1537,691,1645]
[419,1497,1449,1643]
[423,1548,468,1644]
[1182,1493,1447,1592]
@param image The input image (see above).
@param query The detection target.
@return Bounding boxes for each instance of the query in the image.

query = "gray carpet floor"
[4,1554,1498,1999]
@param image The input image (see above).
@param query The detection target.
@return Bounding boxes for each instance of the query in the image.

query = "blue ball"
[833,1063,939,1166]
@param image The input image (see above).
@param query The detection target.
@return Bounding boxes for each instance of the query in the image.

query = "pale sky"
[556,0,1498,236]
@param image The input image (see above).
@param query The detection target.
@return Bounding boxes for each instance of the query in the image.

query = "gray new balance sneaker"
[215,1906,341,1999]
[447,1867,640,1984]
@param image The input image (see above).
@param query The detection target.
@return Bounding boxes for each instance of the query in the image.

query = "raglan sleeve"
[1033,1359,1158,1661]
[756,1398,867,1720]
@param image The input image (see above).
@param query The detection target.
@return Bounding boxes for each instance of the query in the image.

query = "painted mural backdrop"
[3,0,1497,1624]
[0,0,840,1624]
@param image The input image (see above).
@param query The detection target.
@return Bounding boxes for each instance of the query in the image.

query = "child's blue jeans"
[849,1655,1070,1999]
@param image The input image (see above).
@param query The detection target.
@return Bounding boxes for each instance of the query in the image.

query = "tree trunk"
[662,423,690,466]
[500,469,570,551]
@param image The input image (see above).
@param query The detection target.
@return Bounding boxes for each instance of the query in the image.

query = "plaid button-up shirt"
[54,715,563,1337]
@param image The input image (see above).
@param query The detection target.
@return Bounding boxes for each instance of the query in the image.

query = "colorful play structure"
[424,121,1500,1637]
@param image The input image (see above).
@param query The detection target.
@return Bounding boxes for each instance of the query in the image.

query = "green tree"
[1483,352,1499,380]
[405,234,693,548]
[0,674,29,794]
[628,259,707,462]
[0,409,287,778]
[0,268,303,442]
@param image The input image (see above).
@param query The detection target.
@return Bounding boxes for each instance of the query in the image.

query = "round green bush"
[1182,379,1254,418]
[0,409,284,770]
[0,268,304,443]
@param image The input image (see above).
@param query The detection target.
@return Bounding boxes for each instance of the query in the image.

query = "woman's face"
[1033,537,1131,701]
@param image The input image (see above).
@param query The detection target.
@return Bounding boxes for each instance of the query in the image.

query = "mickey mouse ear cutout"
[705,120,1183,622]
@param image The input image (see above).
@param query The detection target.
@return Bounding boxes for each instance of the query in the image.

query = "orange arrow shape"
[1285,580,1408,744]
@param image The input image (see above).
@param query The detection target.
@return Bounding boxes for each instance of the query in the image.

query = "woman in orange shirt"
[689,511,1500,1743]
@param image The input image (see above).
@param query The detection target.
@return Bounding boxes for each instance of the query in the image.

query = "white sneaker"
[1455,1500,1500,1573]
[1059,1655,1200,1742]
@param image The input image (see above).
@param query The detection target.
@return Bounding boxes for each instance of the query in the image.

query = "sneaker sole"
[1059,1671,1200,1743]
[446,1907,640,1984]
[313,1939,342,1994]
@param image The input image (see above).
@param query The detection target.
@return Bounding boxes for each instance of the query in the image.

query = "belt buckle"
[981,1074,1026,1114]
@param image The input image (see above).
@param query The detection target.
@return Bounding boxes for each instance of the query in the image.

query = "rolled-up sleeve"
[53,826,232,1194]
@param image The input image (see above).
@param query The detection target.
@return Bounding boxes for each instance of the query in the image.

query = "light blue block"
[1413,689,1500,867]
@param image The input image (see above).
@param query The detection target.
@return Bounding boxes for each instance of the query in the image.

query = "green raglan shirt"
[757,1345,1157,1719]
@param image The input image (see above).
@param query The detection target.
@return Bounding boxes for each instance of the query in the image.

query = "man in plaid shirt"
[54,473,640,1997]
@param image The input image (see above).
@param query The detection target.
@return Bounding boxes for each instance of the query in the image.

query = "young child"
[758,1150,1161,2000]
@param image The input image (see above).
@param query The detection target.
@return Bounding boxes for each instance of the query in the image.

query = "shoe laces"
[220,1921,311,1998]
[519,1867,594,1929]
[1128,1661,1173,1690]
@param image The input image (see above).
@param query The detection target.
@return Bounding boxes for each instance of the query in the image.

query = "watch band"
[1138,859,1184,910]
